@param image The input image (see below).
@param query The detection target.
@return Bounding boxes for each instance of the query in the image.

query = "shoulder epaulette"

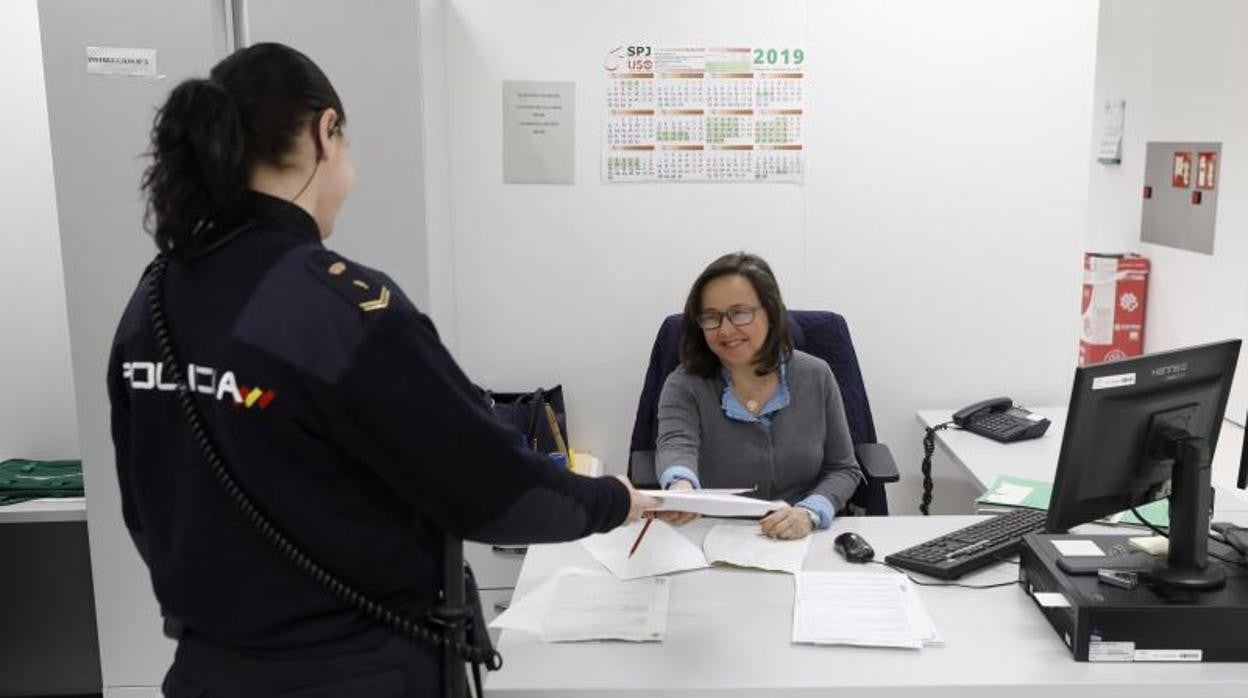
[308,251,392,315]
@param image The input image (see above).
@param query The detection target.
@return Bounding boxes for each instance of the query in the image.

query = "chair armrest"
[628,450,659,489]
[854,443,900,483]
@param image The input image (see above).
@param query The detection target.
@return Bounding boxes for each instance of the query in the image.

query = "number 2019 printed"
[753,48,804,66]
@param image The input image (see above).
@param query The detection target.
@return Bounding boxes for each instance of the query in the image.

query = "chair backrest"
[627,310,878,486]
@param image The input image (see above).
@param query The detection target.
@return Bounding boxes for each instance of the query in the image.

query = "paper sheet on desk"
[542,574,670,642]
[792,572,941,649]
[580,519,709,580]
[490,567,670,642]
[491,566,601,634]
[640,489,787,517]
[703,522,811,574]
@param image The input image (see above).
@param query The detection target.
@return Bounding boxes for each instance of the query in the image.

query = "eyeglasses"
[697,305,759,330]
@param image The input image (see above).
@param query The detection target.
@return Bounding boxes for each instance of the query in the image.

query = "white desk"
[486,516,1248,697]
[0,496,86,524]
[916,407,1248,512]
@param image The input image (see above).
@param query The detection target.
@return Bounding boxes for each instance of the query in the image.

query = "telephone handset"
[952,397,1051,443]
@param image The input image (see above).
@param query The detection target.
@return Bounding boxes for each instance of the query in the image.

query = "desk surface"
[917,407,1248,513]
[0,497,86,524]
[487,516,1248,697]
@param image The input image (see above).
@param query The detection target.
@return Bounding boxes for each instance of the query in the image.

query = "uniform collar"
[242,190,322,242]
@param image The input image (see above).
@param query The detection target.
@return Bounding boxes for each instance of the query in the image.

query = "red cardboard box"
[1080,253,1149,366]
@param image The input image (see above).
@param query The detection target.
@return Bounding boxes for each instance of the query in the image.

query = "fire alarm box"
[1080,253,1149,366]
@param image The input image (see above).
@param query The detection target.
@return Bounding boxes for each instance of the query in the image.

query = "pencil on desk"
[628,517,653,559]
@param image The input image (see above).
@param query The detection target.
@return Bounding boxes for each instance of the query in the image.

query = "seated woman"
[655,252,862,539]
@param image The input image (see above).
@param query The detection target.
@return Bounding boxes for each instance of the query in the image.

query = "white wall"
[0,0,78,459]
[1086,0,1248,424]
[443,0,1098,513]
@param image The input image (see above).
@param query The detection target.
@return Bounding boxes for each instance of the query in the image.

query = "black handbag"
[485,385,568,455]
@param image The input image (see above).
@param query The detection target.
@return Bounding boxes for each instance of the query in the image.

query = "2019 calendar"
[603,46,806,184]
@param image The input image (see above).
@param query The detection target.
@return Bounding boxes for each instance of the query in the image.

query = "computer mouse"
[834,532,875,563]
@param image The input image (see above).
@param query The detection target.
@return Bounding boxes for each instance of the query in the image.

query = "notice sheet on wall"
[602,45,806,184]
[504,80,576,184]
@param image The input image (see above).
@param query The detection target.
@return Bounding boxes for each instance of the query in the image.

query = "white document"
[503,80,575,184]
[1097,98,1126,164]
[490,566,603,634]
[792,572,938,649]
[1052,539,1105,557]
[703,523,811,574]
[542,574,671,642]
[580,519,709,580]
[640,489,787,517]
[1033,592,1072,608]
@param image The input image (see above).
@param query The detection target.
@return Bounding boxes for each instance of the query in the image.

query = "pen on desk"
[543,402,572,469]
[628,517,654,559]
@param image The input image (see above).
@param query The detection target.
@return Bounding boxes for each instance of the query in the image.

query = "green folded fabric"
[0,459,84,505]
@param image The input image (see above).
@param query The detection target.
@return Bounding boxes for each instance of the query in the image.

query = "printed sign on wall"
[1171,151,1191,188]
[1196,151,1217,190]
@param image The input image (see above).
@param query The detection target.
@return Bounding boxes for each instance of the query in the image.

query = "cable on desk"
[920,421,953,515]
[1127,507,1248,573]
[868,560,1019,590]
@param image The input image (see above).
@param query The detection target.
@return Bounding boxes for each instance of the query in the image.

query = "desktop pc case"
[1019,532,1248,662]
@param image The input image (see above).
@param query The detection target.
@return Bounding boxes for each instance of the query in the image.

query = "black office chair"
[627,310,899,514]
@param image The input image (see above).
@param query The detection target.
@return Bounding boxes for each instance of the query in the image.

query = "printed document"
[703,522,811,574]
[541,574,670,642]
[640,489,787,517]
[792,572,940,649]
[580,519,709,580]
[491,566,670,642]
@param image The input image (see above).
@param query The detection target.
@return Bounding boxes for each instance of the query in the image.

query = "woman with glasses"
[653,252,862,539]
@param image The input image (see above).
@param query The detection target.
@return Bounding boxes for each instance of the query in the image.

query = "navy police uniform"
[108,191,630,696]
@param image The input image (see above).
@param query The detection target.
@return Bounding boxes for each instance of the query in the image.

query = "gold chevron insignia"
[359,285,391,312]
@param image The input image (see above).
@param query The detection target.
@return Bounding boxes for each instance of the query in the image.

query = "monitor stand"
[1150,430,1225,590]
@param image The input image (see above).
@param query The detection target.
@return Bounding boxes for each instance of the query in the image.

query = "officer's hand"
[654,479,700,526]
[759,505,815,540]
[614,475,660,524]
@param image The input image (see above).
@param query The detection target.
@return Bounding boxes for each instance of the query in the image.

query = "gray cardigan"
[654,350,863,521]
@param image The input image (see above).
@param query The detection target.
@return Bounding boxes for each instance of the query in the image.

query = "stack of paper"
[703,522,811,575]
[792,572,941,649]
[580,519,709,579]
[490,567,670,642]
[639,489,788,517]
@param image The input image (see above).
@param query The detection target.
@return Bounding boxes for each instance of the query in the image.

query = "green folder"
[975,475,1053,511]
[975,474,1170,528]
[0,459,84,505]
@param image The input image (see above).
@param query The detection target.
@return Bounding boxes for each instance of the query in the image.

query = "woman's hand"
[759,505,815,540]
[614,475,661,524]
[654,478,701,526]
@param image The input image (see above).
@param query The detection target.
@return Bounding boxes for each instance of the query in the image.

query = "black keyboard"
[885,508,1049,580]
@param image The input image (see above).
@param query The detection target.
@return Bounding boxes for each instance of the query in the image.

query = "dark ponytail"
[142,79,247,258]
[141,43,346,259]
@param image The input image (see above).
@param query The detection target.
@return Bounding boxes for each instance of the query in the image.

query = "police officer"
[108,43,657,697]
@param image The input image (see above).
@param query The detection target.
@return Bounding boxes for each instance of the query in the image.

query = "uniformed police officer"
[108,43,658,697]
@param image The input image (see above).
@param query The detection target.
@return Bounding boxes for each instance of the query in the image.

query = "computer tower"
[1018,532,1248,661]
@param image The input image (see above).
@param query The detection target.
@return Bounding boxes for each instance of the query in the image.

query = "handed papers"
[640,489,787,517]
[703,523,811,574]
[580,519,709,579]
[792,572,941,649]
[490,567,670,642]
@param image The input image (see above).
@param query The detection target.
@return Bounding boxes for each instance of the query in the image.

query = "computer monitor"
[1047,339,1242,590]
